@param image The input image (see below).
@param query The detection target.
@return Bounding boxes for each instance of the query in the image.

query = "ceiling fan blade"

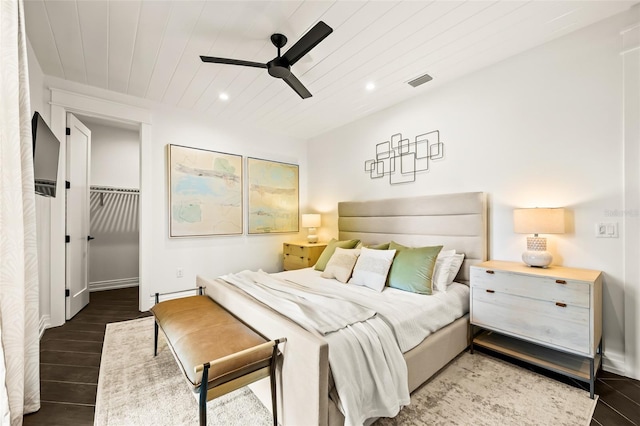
[282,21,333,66]
[283,73,312,99]
[200,56,267,69]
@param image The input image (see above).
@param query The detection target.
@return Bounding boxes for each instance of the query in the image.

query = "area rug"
[95,317,597,426]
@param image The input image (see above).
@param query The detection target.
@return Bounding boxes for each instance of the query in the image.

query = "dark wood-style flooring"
[23,287,150,426]
[23,287,640,425]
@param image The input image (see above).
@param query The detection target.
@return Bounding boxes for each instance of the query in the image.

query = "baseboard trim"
[90,278,139,292]
[602,349,626,376]
[39,314,51,339]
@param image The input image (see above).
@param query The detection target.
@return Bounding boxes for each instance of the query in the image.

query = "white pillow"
[321,248,360,283]
[433,249,456,291]
[434,251,465,292]
[348,247,396,292]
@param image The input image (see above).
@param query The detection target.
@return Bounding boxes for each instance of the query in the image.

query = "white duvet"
[219,268,469,426]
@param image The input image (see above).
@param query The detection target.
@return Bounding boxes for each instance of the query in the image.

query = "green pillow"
[387,242,442,295]
[314,238,360,271]
[367,242,390,250]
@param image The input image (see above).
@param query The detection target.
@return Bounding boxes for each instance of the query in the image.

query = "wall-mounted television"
[32,111,60,197]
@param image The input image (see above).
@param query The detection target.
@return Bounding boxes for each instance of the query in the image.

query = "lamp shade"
[514,208,565,234]
[301,214,321,228]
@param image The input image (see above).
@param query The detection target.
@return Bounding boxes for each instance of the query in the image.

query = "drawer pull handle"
[485,270,495,274]
[556,302,567,308]
[556,280,567,285]
[486,289,495,293]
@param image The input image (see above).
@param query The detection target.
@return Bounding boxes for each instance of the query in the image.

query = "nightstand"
[470,260,603,398]
[283,242,327,271]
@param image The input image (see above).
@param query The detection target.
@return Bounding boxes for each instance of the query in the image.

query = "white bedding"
[276,268,470,353]
[219,268,469,426]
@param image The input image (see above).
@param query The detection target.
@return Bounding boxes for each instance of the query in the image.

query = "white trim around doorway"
[48,88,152,326]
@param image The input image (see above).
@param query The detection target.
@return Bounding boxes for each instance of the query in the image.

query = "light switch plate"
[595,222,618,238]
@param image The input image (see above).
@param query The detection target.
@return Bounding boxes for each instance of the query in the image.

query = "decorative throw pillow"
[387,242,442,295]
[433,249,456,292]
[348,247,396,292]
[321,248,361,283]
[440,253,465,289]
[367,242,390,250]
[314,238,360,271]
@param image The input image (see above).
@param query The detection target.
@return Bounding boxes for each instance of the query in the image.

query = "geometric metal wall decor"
[364,130,444,185]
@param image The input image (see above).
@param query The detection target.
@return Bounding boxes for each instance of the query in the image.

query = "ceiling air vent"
[407,73,433,88]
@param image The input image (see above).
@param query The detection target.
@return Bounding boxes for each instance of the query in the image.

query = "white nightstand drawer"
[472,293,590,354]
[471,268,590,308]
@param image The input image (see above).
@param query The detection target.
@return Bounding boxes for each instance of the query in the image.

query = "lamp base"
[522,250,552,268]
[307,227,318,244]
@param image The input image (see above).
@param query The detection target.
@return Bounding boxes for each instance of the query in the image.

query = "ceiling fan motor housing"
[267,57,291,78]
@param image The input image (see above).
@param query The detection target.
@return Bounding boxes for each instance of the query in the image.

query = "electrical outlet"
[176,268,184,278]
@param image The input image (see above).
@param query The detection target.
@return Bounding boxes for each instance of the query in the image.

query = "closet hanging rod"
[90,186,139,194]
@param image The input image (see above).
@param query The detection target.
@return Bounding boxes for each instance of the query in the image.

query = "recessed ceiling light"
[366,82,375,91]
[219,93,229,101]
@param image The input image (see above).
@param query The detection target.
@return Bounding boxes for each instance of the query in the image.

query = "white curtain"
[0,0,41,424]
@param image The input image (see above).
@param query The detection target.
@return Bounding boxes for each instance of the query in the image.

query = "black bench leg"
[153,292,159,357]
[199,363,210,426]
[153,321,158,357]
[270,345,278,426]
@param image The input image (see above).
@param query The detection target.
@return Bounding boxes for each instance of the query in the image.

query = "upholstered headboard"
[338,192,487,284]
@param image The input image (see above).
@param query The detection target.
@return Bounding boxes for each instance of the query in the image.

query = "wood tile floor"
[23,287,640,425]
[23,287,150,426]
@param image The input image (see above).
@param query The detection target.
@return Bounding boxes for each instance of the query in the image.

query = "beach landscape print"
[247,158,299,234]
[168,144,243,237]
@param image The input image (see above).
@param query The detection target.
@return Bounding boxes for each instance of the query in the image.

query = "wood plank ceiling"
[24,0,636,139]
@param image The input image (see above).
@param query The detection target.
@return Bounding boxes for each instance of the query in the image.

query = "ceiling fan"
[200,21,333,99]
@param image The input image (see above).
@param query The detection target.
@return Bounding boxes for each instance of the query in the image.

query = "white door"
[66,113,91,319]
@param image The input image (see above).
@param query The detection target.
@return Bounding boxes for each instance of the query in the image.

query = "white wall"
[89,122,139,188]
[307,10,635,375]
[28,38,52,334]
[146,104,308,303]
[86,122,140,288]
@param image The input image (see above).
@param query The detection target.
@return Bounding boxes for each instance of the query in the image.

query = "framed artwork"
[168,144,243,237]
[247,157,299,234]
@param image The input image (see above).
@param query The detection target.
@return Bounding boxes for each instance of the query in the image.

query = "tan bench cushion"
[151,295,271,388]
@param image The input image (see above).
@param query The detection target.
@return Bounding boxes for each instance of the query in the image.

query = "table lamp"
[301,214,321,243]
[514,208,565,268]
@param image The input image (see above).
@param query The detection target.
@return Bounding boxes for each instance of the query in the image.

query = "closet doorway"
[77,115,140,305]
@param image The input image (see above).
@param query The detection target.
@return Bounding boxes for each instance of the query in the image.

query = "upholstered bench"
[150,292,285,426]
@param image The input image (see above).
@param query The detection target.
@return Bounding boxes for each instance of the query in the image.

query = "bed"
[197,191,487,425]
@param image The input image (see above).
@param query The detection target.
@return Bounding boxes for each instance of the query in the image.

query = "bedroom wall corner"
[622,4,640,381]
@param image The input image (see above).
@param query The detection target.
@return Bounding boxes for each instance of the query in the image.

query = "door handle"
[87,236,95,241]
